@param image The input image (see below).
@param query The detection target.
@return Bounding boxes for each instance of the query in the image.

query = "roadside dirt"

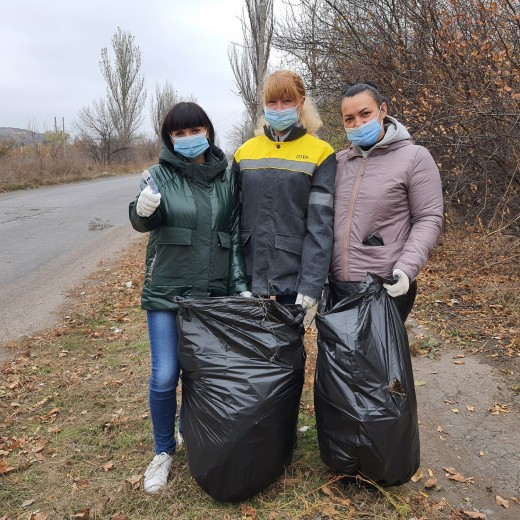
[406,318,520,519]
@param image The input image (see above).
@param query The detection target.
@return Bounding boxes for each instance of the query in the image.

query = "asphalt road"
[0,174,144,360]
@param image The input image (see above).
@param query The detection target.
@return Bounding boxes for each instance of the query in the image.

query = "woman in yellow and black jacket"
[231,70,336,309]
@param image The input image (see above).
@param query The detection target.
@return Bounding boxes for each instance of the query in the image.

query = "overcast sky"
[0,0,262,153]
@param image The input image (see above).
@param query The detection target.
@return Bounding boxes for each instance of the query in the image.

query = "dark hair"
[161,102,215,148]
[341,81,383,106]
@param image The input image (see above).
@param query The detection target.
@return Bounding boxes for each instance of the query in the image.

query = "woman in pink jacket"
[330,82,443,321]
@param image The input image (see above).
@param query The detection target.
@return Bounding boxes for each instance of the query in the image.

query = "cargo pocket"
[150,227,194,286]
[210,231,231,286]
[273,233,304,284]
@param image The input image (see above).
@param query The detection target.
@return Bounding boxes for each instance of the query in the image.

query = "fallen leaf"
[0,459,15,475]
[448,472,466,482]
[443,467,473,483]
[454,354,465,359]
[414,380,427,386]
[461,511,486,519]
[425,477,438,489]
[496,495,509,508]
[124,474,142,490]
[452,408,459,413]
[29,513,48,520]
[466,405,475,412]
[241,504,257,519]
[437,426,444,432]
[321,485,333,496]
[22,499,36,507]
[453,360,465,365]
[111,514,128,520]
[479,451,485,457]
[411,469,423,482]
[489,403,509,414]
[103,462,115,472]
[509,496,520,505]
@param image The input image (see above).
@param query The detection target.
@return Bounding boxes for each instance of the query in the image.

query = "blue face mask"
[345,107,383,147]
[171,132,209,159]
[264,105,299,132]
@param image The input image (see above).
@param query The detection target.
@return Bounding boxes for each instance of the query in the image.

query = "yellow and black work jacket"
[231,126,336,300]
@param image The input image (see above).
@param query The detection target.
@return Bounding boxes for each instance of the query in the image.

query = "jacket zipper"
[148,247,157,284]
[342,157,367,279]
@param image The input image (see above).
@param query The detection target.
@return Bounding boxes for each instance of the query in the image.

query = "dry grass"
[412,229,520,357]
[3,229,518,519]
[0,147,152,192]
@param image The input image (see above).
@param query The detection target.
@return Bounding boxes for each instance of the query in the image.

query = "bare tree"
[227,113,256,153]
[228,0,274,135]
[275,0,520,232]
[75,98,118,165]
[100,27,147,153]
[150,81,182,140]
[149,83,197,141]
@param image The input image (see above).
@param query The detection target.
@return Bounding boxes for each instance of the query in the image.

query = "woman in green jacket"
[129,102,249,493]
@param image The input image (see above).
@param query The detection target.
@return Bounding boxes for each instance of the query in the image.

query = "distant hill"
[0,127,45,145]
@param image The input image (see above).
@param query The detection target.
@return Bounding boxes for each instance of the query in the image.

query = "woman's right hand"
[136,186,161,217]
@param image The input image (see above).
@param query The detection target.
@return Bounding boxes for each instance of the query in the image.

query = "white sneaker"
[143,452,174,493]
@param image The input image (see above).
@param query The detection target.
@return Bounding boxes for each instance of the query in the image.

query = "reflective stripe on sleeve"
[308,191,333,207]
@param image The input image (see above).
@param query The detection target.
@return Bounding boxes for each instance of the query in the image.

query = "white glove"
[295,293,317,310]
[383,269,410,297]
[240,291,253,297]
[136,186,161,217]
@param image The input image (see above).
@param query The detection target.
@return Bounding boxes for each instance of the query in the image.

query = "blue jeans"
[147,310,182,454]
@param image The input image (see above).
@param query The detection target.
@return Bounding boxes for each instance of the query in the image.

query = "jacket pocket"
[150,227,194,286]
[350,240,406,279]
[210,230,231,288]
[273,233,304,283]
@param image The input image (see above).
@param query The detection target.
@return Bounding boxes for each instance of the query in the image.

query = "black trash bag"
[314,273,420,487]
[176,296,306,502]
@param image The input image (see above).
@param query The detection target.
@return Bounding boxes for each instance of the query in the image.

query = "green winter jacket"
[129,144,248,311]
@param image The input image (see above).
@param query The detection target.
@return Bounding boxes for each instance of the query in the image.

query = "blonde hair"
[255,70,323,135]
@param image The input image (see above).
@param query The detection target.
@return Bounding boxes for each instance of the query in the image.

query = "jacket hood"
[344,116,412,159]
[375,116,411,148]
[158,143,228,184]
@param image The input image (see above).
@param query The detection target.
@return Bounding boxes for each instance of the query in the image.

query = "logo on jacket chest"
[296,154,309,159]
